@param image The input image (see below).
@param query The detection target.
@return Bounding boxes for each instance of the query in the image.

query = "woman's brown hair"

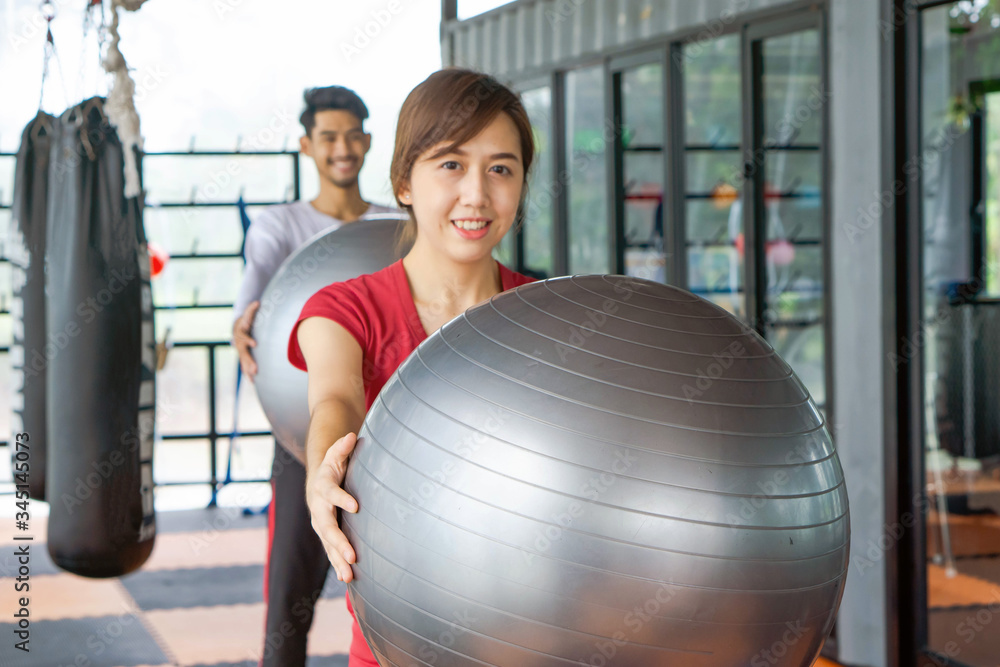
[390,68,535,250]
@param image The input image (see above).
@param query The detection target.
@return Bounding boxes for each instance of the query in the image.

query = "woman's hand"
[306,431,360,582]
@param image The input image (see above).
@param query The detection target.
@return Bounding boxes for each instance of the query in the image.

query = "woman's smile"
[451,216,492,239]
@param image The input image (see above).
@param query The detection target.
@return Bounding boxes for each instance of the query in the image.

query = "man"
[231,85,397,667]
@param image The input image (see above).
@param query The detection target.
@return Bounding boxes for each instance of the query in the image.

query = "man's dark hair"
[300,86,370,135]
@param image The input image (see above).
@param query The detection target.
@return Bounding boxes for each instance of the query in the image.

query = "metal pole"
[208,344,219,507]
[963,304,975,460]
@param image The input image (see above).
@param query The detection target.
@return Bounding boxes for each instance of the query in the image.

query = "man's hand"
[306,432,360,582]
[233,301,261,379]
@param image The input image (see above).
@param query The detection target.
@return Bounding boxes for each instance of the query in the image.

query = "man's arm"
[232,212,289,379]
[232,303,261,377]
[298,316,367,582]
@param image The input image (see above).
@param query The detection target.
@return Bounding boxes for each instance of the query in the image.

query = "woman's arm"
[297,316,367,583]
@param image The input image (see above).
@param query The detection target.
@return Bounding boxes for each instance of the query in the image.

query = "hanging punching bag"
[9,112,55,501]
[45,98,156,578]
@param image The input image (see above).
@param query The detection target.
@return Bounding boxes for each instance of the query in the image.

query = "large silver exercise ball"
[344,274,849,667]
[252,215,408,463]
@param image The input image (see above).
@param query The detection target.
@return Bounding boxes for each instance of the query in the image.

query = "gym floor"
[0,504,851,667]
[0,509,350,667]
[926,511,1000,666]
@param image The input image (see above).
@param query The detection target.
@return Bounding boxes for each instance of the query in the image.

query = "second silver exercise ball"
[252,214,407,462]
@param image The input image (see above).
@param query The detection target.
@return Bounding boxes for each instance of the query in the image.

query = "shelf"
[682,143,820,153]
[152,201,291,208]
[168,253,243,260]
[154,303,237,311]
[687,287,746,295]
[686,191,820,200]
[686,238,822,247]
[685,144,741,151]
[143,150,298,157]
[767,317,823,329]
[688,286,822,297]
[160,431,272,440]
[762,143,821,151]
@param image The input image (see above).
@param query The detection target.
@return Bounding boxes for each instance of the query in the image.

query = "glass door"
[674,16,828,411]
[514,82,555,278]
[611,53,668,283]
[681,34,744,315]
[565,65,611,274]
[916,4,1000,665]
[746,16,828,410]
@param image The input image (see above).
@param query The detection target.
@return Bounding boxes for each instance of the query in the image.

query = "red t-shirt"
[286,258,535,667]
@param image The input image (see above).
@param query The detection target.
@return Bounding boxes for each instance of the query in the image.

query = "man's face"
[300,110,371,188]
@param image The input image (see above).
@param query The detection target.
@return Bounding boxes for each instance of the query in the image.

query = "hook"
[39,0,56,21]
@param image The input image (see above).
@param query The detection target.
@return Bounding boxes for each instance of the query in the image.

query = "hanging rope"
[102,0,150,198]
[79,0,108,102]
[37,0,68,112]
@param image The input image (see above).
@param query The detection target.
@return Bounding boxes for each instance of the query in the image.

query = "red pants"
[346,592,380,666]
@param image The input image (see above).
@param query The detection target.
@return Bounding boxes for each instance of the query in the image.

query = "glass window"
[620,63,666,283]
[155,308,235,343]
[214,436,273,482]
[0,158,14,207]
[920,6,1000,666]
[0,158,13,448]
[144,206,245,256]
[151,257,243,308]
[683,34,744,317]
[0,351,9,451]
[522,86,554,277]
[759,29,826,406]
[153,438,211,484]
[215,346,272,435]
[683,28,827,406]
[984,89,1000,295]
[156,347,211,436]
[142,155,295,205]
[566,66,610,274]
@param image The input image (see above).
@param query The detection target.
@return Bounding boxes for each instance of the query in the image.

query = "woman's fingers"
[311,511,356,582]
[306,434,362,581]
[313,454,359,514]
[323,482,359,514]
[323,432,359,477]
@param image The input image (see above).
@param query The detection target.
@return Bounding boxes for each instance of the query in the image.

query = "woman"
[287,68,536,666]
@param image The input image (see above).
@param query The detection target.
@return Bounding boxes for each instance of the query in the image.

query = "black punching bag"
[9,112,54,501]
[45,98,156,578]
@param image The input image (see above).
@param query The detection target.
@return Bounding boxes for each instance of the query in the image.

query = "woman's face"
[399,112,524,264]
